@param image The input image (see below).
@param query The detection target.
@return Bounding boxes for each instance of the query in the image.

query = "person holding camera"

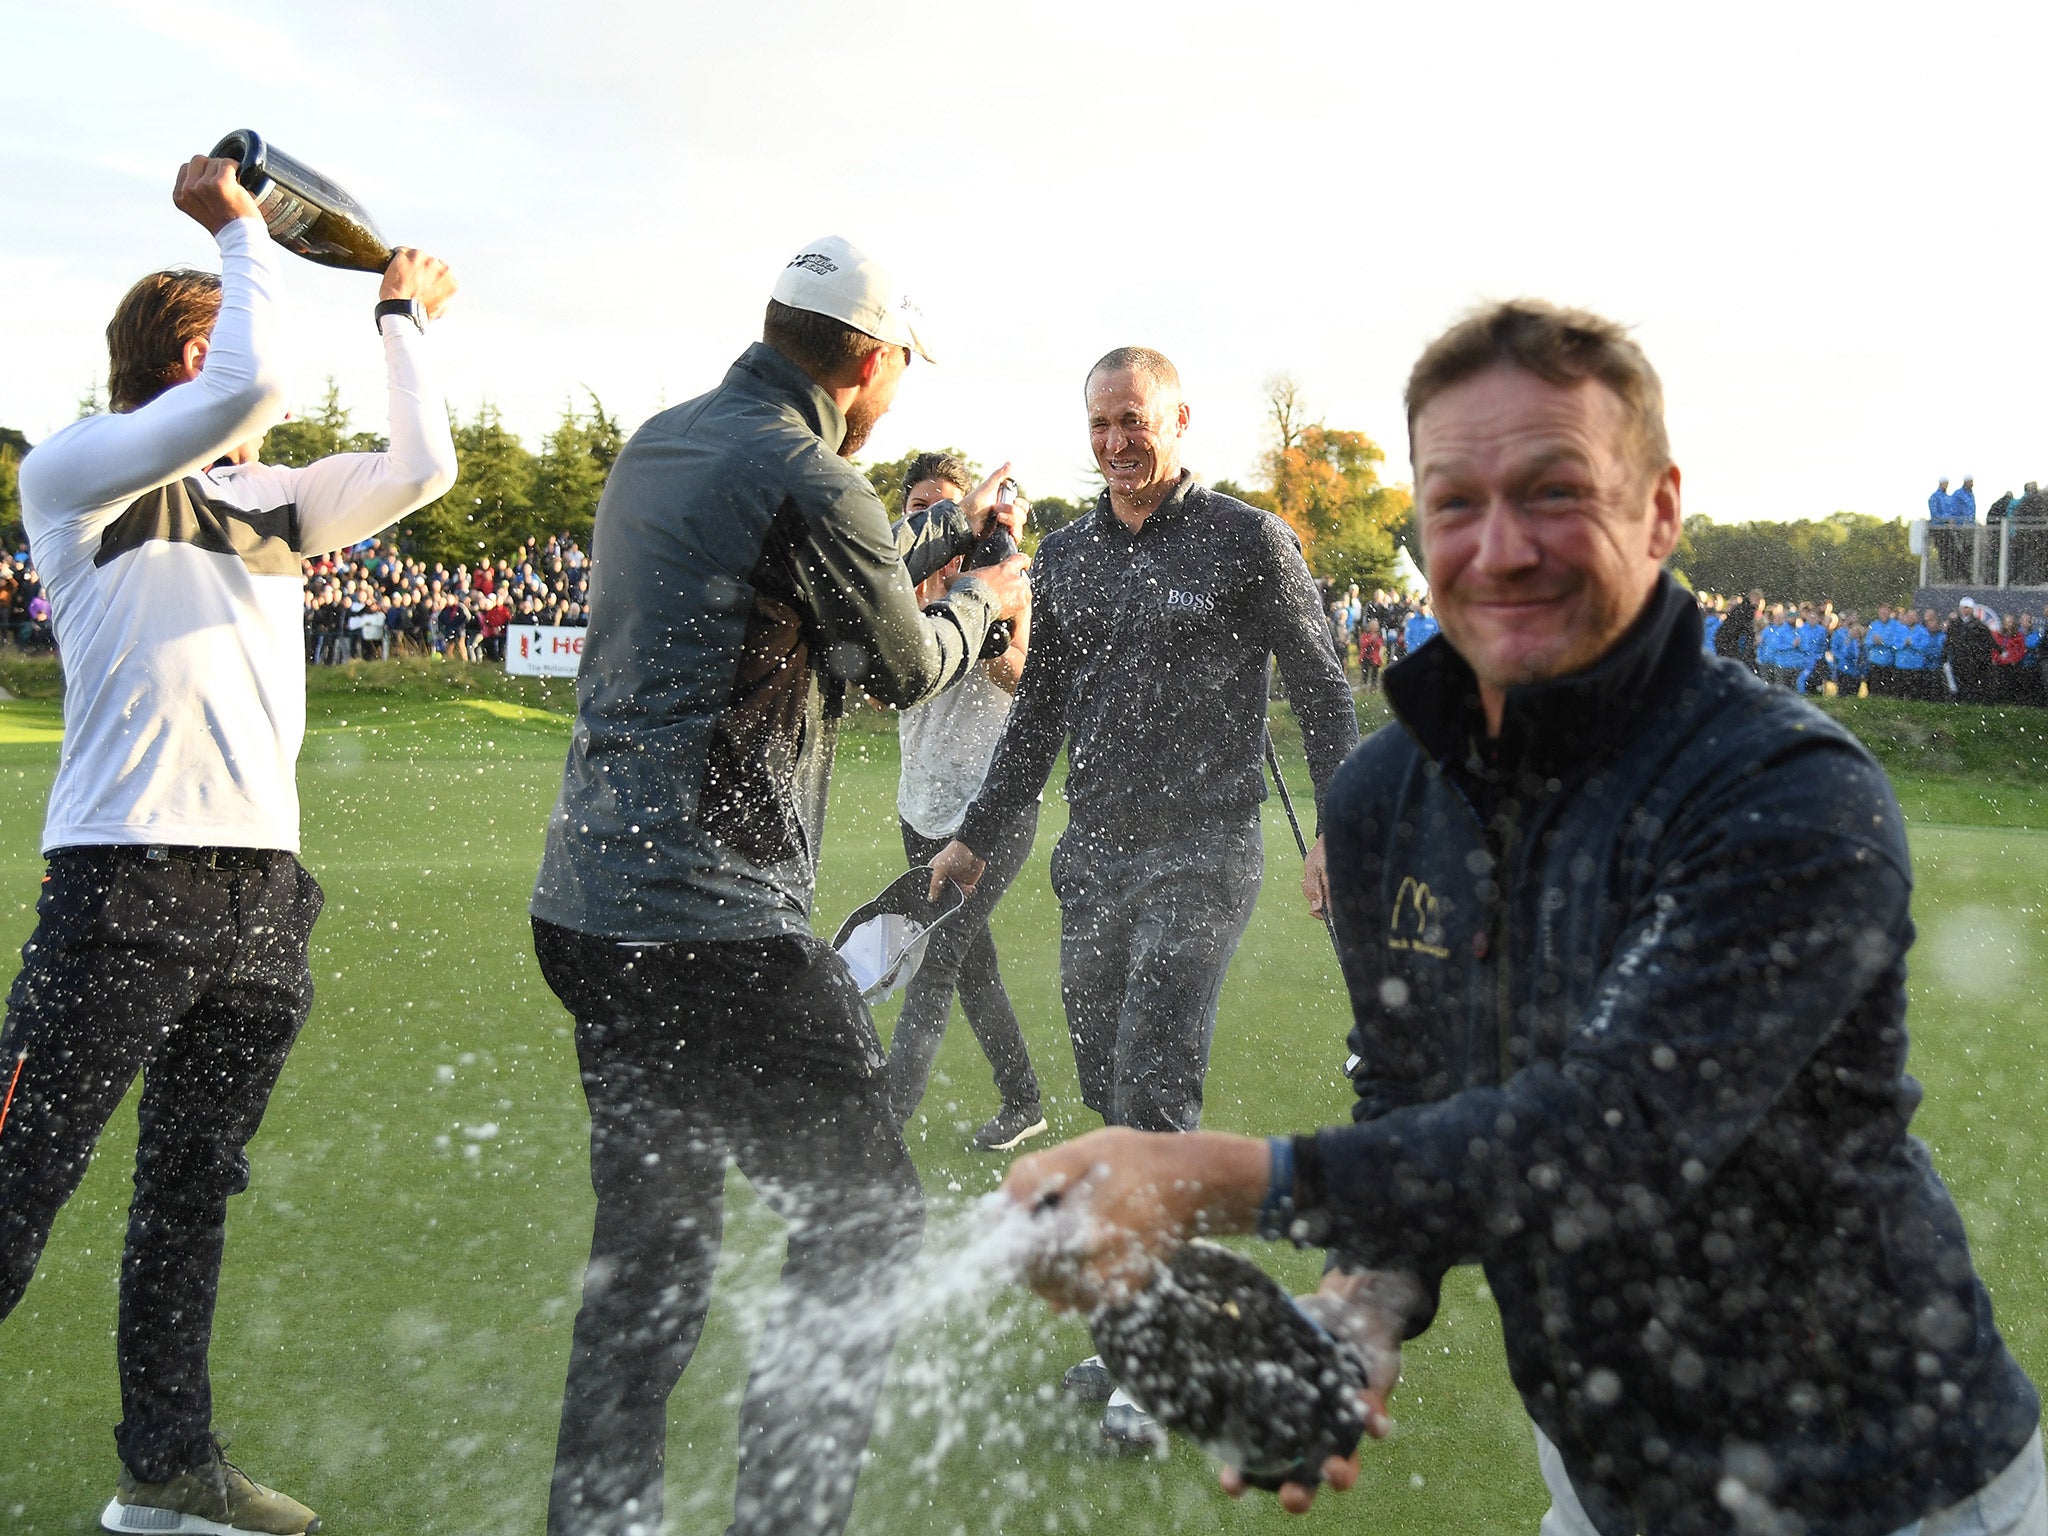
[1,153,457,1536]
[883,453,1047,1152]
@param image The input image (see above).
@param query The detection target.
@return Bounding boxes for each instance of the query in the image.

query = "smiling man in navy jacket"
[1002,301,2043,1535]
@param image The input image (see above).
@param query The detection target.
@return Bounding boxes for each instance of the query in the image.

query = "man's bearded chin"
[840,395,885,459]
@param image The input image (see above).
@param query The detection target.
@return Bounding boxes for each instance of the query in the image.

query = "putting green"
[0,684,2041,1535]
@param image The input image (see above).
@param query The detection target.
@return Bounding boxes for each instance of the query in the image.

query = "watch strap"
[374,298,425,336]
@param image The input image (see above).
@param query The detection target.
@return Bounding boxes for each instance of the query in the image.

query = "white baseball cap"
[772,235,934,363]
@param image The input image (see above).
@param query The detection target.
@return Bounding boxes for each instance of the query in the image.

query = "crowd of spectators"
[300,534,590,664]
[1318,582,1436,689]
[10,541,2044,713]
[1700,589,2044,706]
[1926,474,2048,585]
[0,553,55,653]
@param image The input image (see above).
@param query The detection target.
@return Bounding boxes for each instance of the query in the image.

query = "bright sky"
[4,0,2044,523]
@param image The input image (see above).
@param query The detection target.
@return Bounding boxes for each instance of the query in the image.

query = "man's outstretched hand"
[997,1127,1269,1313]
[1222,1451,1362,1515]
[1217,1267,1421,1512]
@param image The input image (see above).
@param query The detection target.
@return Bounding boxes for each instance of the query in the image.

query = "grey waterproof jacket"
[532,343,996,941]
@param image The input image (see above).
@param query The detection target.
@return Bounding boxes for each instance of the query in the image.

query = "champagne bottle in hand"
[210,130,392,273]
[1087,1241,1370,1490]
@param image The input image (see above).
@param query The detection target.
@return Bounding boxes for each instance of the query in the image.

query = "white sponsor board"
[507,624,586,677]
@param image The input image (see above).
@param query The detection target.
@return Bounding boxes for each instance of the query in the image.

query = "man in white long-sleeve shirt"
[0,153,457,1536]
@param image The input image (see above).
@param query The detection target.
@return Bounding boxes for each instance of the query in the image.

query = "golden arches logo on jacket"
[1388,876,1449,958]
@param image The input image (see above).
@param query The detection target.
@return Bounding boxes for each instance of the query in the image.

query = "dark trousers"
[883,809,1041,1122]
[0,848,318,1482]
[1895,666,1936,701]
[533,921,923,1536]
[1050,819,1264,1132]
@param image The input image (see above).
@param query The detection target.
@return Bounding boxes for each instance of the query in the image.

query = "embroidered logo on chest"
[1388,876,1450,959]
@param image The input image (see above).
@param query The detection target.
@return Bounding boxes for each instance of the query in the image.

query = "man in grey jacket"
[530,236,1029,1536]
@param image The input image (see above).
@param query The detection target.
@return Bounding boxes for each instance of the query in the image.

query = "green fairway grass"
[1,661,2043,1534]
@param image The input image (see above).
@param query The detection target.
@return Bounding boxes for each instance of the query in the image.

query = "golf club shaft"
[1264,727,1341,955]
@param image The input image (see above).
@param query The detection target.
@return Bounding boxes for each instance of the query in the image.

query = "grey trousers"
[883,807,1042,1123]
[1049,818,1263,1132]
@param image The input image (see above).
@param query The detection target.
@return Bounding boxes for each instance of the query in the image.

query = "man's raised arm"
[21,159,287,520]
[290,250,460,552]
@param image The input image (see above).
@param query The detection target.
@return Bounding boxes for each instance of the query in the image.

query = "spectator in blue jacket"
[1402,599,1440,655]
[1921,606,1951,699]
[1896,609,1934,699]
[1829,618,1866,694]
[1930,476,1975,582]
[1866,605,1904,696]
[1793,605,1830,693]
[1698,594,1722,656]
[1953,475,1977,523]
[1757,603,1800,689]
[1875,606,1916,700]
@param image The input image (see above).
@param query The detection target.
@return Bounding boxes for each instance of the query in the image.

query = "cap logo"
[788,252,839,274]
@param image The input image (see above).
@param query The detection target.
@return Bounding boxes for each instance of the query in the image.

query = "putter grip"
[964,529,1019,660]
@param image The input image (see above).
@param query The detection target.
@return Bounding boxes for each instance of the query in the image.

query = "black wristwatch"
[374,298,426,336]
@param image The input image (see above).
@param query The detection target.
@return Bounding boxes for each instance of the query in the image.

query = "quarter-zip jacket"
[532,343,996,941]
[955,473,1356,854]
[1299,576,2037,1536]
[1830,628,1865,680]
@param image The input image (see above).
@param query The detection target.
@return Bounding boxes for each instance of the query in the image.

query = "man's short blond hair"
[1405,299,1670,483]
[1085,346,1181,400]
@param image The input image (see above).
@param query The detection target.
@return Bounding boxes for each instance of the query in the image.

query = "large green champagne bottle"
[210,130,393,273]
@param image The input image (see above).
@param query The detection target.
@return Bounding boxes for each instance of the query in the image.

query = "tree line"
[259,383,625,567]
[0,382,1921,609]
[1672,512,1916,614]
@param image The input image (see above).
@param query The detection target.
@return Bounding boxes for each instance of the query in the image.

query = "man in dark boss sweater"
[1001,303,2041,1535]
[931,346,1358,1447]
[529,236,1029,1536]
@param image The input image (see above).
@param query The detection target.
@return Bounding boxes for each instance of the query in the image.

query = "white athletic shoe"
[972,1101,1048,1152]
[1062,1353,1114,1403]
[1101,1386,1167,1457]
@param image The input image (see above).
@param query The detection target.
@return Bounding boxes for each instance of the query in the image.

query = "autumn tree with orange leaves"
[1231,376,1413,591]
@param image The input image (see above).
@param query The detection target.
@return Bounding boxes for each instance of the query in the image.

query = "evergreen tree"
[1671,513,1914,613]
[0,443,23,552]
[407,403,539,566]
[262,379,386,467]
[532,396,610,544]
